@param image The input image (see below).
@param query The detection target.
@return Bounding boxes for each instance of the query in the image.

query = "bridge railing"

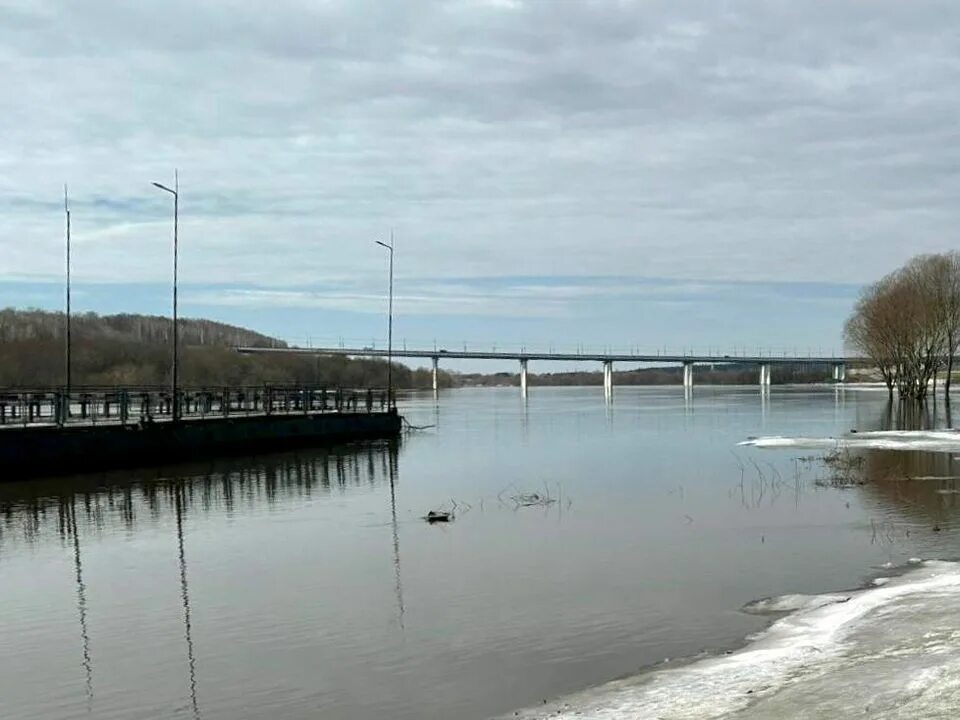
[0,385,392,429]
[274,337,859,360]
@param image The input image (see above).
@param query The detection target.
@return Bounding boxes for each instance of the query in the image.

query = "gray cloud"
[3,0,960,301]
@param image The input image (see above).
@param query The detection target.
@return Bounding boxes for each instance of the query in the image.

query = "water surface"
[2,386,959,719]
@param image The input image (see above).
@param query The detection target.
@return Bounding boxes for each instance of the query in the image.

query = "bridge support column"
[520,358,529,397]
[432,356,439,394]
[833,363,846,383]
[683,362,694,388]
[760,364,771,386]
[603,360,613,399]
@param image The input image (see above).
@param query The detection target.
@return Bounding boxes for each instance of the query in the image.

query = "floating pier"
[0,385,401,478]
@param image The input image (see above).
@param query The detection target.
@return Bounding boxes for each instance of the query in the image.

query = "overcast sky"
[2,0,959,358]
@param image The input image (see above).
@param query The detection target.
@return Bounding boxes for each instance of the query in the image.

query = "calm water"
[3,386,960,720]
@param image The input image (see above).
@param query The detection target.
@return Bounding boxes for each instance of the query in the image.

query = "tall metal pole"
[376,237,394,409]
[64,184,72,395]
[173,171,179,421]
[387,235,393,409]
[153,171,180,421]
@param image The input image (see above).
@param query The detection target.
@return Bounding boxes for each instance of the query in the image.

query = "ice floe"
[739,429,960,453]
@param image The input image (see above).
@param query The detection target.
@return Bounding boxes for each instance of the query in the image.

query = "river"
[2,386,960,719]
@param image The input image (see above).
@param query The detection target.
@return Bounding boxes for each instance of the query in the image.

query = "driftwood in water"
[424,510,453,523]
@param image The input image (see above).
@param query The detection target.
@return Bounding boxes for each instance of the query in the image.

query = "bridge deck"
[237,346,858,364]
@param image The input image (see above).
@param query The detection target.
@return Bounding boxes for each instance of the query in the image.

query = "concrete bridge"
[237,346,856,398]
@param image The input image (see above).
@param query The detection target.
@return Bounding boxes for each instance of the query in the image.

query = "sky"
[2,0,959,368]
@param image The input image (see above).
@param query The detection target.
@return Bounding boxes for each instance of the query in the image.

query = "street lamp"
[375,237,394,409]
[153,171,180,421]
[64,184,72,396]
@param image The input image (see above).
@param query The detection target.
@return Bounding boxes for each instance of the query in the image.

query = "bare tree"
[845,283,897,396]
[845,254,955,401]
[934,252,960,397]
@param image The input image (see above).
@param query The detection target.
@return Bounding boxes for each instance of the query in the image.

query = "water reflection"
[861,450,960,529]
[895,400,935,431]
[0,441,402,718]
[175,481,201,720]
[69,497,94,710]
[12,389,960,720]
[0,442,401,548]
[832,399,960,537]
[388,449,405,629]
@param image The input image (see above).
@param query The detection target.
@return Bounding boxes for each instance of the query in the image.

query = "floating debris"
[424,510,453,523]
[511,492,556,507]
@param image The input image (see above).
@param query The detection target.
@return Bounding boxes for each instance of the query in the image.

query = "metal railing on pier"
[0,385,392,429]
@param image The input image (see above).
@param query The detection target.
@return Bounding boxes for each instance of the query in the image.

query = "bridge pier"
[759,364,771,386]
[833,363,846,383]
[520,358,529,397]
[432,356,439,394]
[683,362,694,388]
[603,360,613,398]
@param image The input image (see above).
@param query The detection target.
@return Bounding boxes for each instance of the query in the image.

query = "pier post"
[520,358,529,397]
[432,355,439,394]
[603,360,613,398]
[760,364,771,386]
[55,391,66,427]
[833,363,846,383]
[683,362,694,388]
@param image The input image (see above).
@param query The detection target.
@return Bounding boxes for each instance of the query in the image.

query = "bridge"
[237,346,857,397]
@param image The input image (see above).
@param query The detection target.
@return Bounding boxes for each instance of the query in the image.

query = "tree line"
[0,309,453,389]
[845,252,960,400]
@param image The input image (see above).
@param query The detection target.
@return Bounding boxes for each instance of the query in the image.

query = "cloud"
[185,274,858,322]
[2,0,959,315]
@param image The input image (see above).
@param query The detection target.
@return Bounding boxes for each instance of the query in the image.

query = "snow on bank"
[739,429,960,453]
[741,592,851,615]
[503,561,960,719]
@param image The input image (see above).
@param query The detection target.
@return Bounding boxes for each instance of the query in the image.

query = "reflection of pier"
[0,442,402,544]
[1,441,402,717]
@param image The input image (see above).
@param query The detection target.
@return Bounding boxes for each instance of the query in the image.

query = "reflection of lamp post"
[68,497,93,706]
[174,482,200,720]
[152,173,179,421]
[375,237,394,409]
[388,442,404,628]
[64,185,72,396]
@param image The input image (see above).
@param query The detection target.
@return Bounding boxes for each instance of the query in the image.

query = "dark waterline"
[2,386,960,720]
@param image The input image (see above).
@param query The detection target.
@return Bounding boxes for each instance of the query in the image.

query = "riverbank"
[504,559,960,719]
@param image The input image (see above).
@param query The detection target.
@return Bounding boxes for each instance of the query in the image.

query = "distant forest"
[0,309,453,389]
[0,308,835,389]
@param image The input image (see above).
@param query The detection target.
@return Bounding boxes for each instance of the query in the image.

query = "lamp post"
[375,237,394,409]
[64,184,72,396]
[152,171,180,421]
